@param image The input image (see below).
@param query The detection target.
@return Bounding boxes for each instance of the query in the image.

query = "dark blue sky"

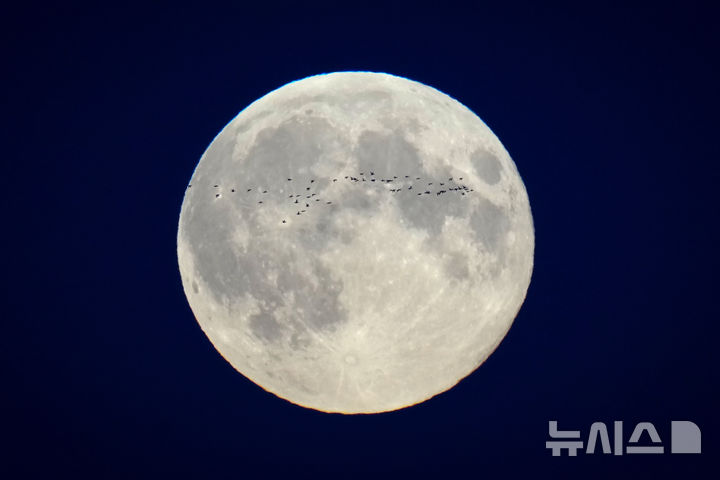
[2,1,718,478]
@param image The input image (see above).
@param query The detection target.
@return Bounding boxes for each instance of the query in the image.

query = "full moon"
[177,72,534,414]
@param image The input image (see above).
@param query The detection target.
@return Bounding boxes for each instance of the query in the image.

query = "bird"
[231,189,235,192]
[305,203,309,207]
[408,186,413,190]
[214,184,219,188]
[247,188,252,192]
[262,190,267,193]
[370,171,374,176]
[333,179,337,182]
[282,220,286,223]
[287,178,292,181]
[258,201,263,204]
[326,201,332,204]
[215,194,220,198]
[306,187,311,191]
[310,179,315,183]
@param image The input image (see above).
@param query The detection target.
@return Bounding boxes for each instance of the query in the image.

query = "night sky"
[2,1,718,478]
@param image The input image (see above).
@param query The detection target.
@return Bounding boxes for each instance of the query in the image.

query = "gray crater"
[241,115,336,189]
[354,129,473,236]
[249,309,284,343]
[470,198,509,251]
[443,252,470,282]
[355,130,421,179]
[471,149,502,185]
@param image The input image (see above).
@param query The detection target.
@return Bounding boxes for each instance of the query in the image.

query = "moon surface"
[177,72,534,414]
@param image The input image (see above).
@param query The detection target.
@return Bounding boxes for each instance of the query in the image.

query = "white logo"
[546,420,701,456]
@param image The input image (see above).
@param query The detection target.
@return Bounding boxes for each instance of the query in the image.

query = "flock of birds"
[187,172,475,224]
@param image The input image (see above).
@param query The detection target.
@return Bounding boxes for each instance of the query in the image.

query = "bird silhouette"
[204,170,476,227]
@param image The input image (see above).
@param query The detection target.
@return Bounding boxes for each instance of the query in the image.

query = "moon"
[177,72,534,414]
